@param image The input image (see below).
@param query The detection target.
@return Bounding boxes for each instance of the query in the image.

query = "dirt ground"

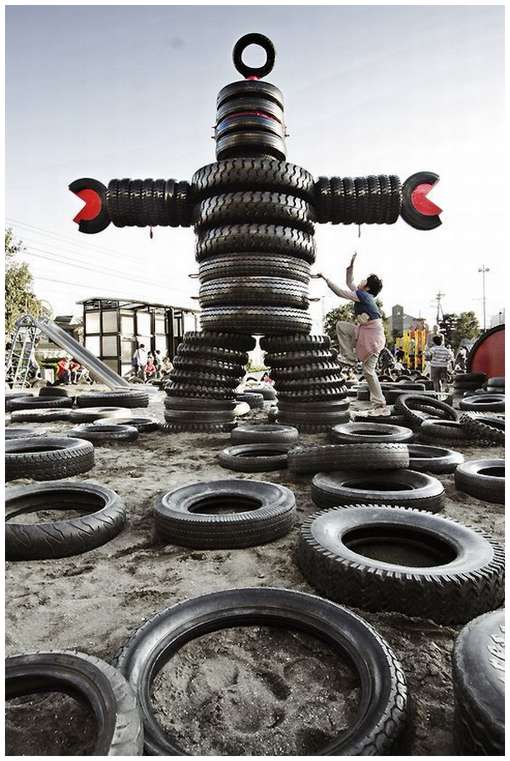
[5,388,505,756]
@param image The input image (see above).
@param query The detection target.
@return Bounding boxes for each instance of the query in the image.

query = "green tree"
[5,228,49,334]
[452,311,480,350]
[323,298,392,347]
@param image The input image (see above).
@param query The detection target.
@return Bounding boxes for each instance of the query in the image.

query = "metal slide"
[8,314,130,389]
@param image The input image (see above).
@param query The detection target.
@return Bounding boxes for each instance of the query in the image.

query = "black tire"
[180,330,256,352]
[453,610,505,754]
[199,277,309,308]
[455,459,505,504]
[459,395,505,413]
[69,424,139,443]
[236,392,264,409]
[164,409,234,424]
[455,372,488,384]
[176,342,249,365]
[164,396,235,410]
[406,444,464,474]
[330,422,413,444]
[6,437,95,482]
[6,650,142,754]
[168,370,239,388]
[160,421,236,434]
[353,411,407,426]
[69,407,131,423]
[277,398,348,412]
[288,443,409,475]
[394,394,457,425]
[218,443,290,472]
[76,390,149,408]
[279,408,350,423]
[459,412,505,445]
[232,33,275,78]
[271,362,342,380]
[487,376,505,388]
[216,97,284,125]
[195,224,316,264]
[192,159,314,201]
[215,131,286,162]
[231,424,299,445]
[312,470,445,512]
[217,80,284,109]
[278,386,347,402]
[201,306,312,336]
[419,419,470,442]
[164,383,235,401]
[243,384,276,401]
[198,254,310,284]
[95,417,160,433]
[5,427,47,440]
[154,480,295,548]
[298,505,504,624]
[38,386,69,397]
[173,356,244,378]
[10,408,73,423]
[9,397,74,411]
[264,349,333,367]
[115,587,407,755]
[260,333,329,353]
[6,481,127,560]
[275,374,345,391]
[193,192,315,234]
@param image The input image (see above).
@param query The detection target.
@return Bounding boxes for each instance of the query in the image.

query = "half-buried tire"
[154,479,295,548]
[218,443,290,472]
[297,505,504,624]
[114,587,408,755]
[6,437,94,481]
[406,444,464,474]
[288,443,409,475]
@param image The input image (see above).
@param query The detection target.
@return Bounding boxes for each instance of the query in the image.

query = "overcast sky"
[6,5,505,330]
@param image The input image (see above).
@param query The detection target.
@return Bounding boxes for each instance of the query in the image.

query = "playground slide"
[35,316,130,389]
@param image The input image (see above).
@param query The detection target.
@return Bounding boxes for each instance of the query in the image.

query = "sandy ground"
[5,388,505,756]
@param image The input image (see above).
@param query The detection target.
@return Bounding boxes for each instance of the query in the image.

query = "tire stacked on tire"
[163,331,254,432]
[314,175,402,224]
[454,372,487,397]
[260,334,349,432]
[192,158,315,336]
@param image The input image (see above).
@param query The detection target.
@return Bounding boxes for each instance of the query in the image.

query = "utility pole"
[433,291,445,324]
[478,265,490,330]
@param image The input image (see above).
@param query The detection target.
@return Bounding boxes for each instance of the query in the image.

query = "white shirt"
[133,348,147,366]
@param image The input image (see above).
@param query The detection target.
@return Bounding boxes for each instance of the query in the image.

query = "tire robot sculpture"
[70,34,442,433]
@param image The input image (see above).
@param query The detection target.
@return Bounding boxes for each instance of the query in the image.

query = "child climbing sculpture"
[69,33,442,432]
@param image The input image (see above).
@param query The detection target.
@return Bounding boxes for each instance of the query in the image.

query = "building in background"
[390,304,422,339]
[490,309,505,328]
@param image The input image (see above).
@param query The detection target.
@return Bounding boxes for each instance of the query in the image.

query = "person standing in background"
[132,344,147,379]
[426,335,454,392]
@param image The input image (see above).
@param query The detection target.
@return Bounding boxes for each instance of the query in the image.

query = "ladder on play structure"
[6,314,41,389]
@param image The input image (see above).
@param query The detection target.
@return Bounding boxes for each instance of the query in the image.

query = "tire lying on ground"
[312,470,445,512]
[288,443,410,475]
[459,413,505,446]
[5,427,47,440]
[6,651,143,755]
[218,443,290,472]
[236,392,264,409]
[459,395,505,413]
[455,459,505,504]
[419,419,470,444]
[69,424,139,443]
[10,408,73,423]
[231,423,299,445]
[38,386,69,397]
[394,394,457,426]
[6,437,94,482]
[6,481,127,559]
[297,505,504,624]
[95,417,160,433]
[154,479,295,548]
[75,390,149,408]
[8,397,74,411]
[406,444,464,474]
[114,587,408,756]
[452,610,505,755]
[69,407,130,424]
[329,422,414,444]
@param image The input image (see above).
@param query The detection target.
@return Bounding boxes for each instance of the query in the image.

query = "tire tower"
[70,34,442,433]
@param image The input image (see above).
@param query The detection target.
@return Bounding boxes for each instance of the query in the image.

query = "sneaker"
[366,405,390,417]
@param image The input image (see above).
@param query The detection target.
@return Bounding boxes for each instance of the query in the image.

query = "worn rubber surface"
[95,417,159,433]
[9,397,74,411]
[201,306,312,335]
[39,386,69,397]
[236,392,264,409]
[179,331,256,352]
[264,349,332,367]
[459,396,505,413]
[271,362,342,380]
[115,587,407,755]
[195,224,316,264]
[455,459,505,504]
[169,370,239,388]
[191,159,314,201]
[76,391,149,409]
[459,412,505,445]
[198,255,311,284]
[154,480,295,548]
[69,407,130,424]
[199,277,309,308]
[406,444,464,474]
[6,481,127,560]
[5,427,47,440]
[6,650,143,754]
[231,424,299,445]
[330,422,413,444]
[164,396,235,411]
[260,334,329,353]
[69,424,139,443]
[312,470,445,512]
[165,383,235,401]
[176,342,249,366]
[218,443,290,472]
[453,610,505,754]
[160,422,236,434]
[297,505,504,624]
[164,409,234,424]
[193,192,316,234]
[173,356,244,378]
[419,420,469,442]
[288,443,409,475]
[6,437,95,482]
[10,408,73,423]
[395,395,457,426]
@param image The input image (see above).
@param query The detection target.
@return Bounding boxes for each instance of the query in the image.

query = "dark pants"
[431,366,446,392]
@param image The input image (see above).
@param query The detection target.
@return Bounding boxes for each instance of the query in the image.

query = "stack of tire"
[192,157,315,336]
[487,376,505,395]
[314,175,402,225]
[163,331,254,432]
[454,372,487,397]
[261,334,349,432]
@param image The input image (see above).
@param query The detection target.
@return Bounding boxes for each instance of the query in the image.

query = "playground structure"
[69,33,442,431]
[395,327,429,372]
